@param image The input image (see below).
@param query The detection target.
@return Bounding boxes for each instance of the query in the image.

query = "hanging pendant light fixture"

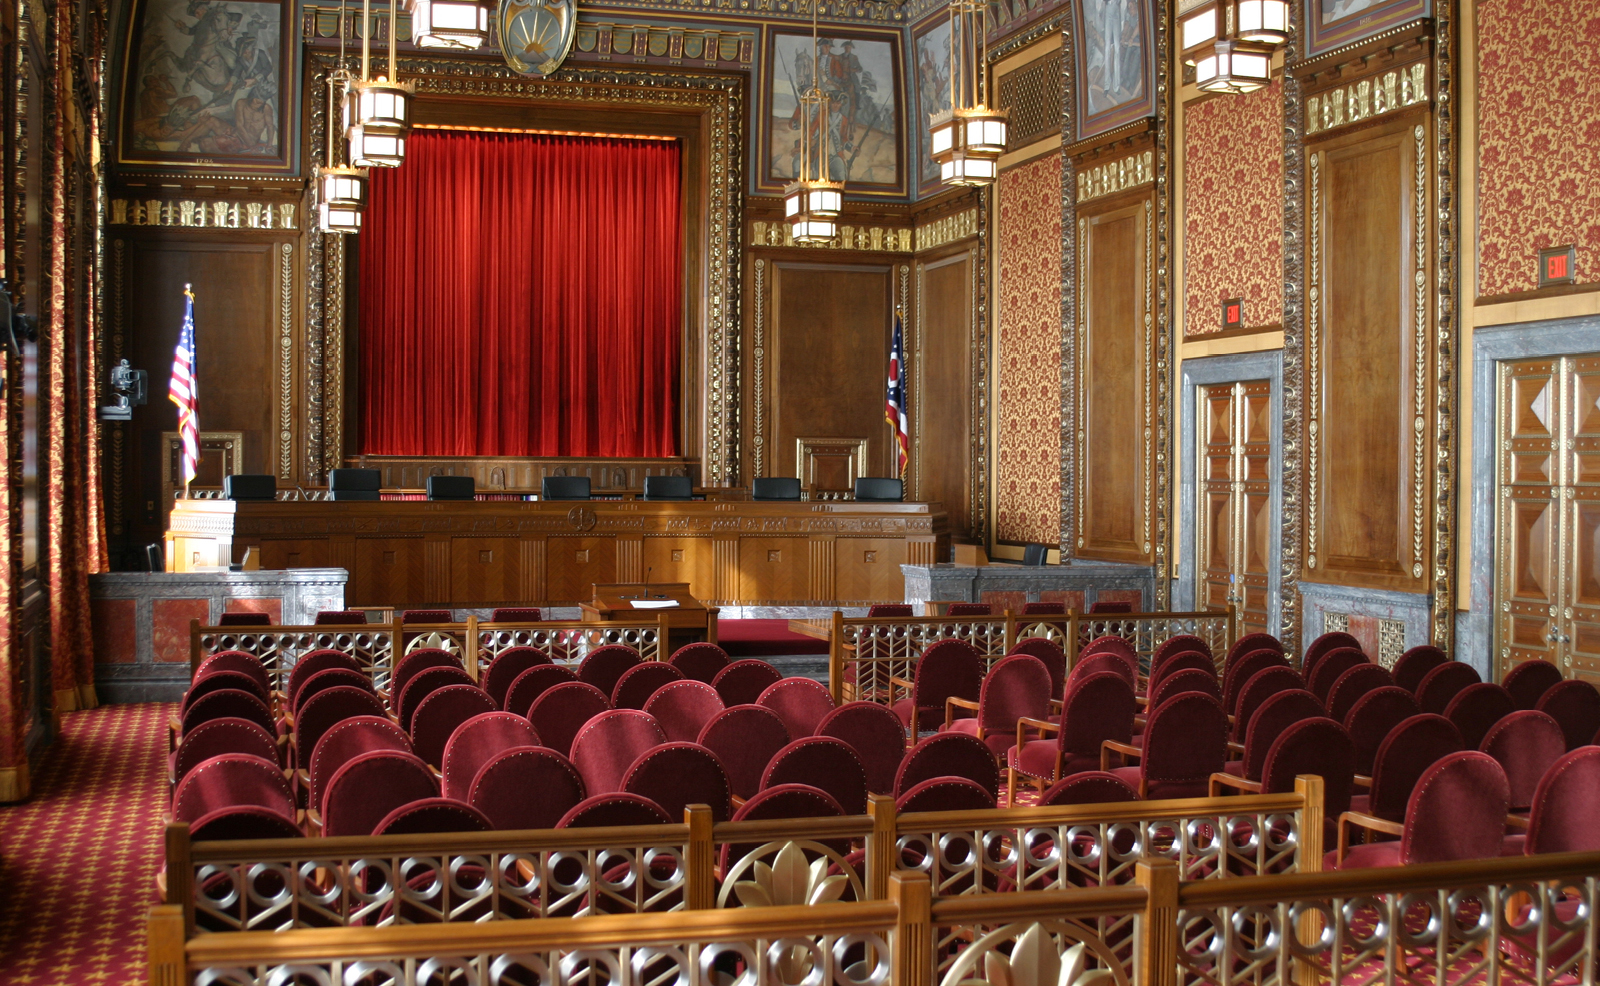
[406,0,488,49]
[346,0,413,168]
[318,0,367,233]
[1234,0,1290,45]
[1195,38,1272,94]
[783,1,844,244]
[930,0,1007,187]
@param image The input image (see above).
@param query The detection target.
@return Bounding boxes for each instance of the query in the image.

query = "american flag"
[168,285,199,488]
[885,311,909,478]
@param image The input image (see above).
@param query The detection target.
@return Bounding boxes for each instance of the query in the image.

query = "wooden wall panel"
[1076,194,1153,564]
[915,250,975,539]
[736,537,809,602]
[641,537,716,601]
[1304,115,1430,591]
[834,537,908,601]
[545,537,618,604]
[449,537,526,606]
[351,537,426,608]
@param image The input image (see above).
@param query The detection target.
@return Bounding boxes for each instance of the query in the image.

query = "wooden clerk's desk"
[583,582,716,651]
[166,498,949,609]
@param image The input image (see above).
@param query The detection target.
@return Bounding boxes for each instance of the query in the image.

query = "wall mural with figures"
[761,29,904,196]
[912,17,951,195]
[118,0,296,172]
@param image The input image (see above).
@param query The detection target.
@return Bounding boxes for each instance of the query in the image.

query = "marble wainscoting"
[90,569,348,703]
[901,561,1156,613]
[1297,581,1434,671]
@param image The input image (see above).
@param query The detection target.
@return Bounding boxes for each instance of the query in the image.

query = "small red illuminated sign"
[1222,298,1243,330]
[1538,245,1576,288]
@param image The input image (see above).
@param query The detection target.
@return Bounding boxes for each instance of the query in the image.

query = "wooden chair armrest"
[305,808,323,838]
[1100,738,1139,771]
[1048,698,1063,713]
[1226,740,1245,756]
[1353,774,1372,789]
[1334,809,1403,867]
[1017,716,1057,734]
[1209,772,1260,797]
[1504,813,1530,831]
[890,676,915,691]
[730,794,746,811]
[944,696,979,730]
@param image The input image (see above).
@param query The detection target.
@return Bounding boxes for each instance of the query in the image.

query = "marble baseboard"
[902,562,1155,611]
[1297,581,1432,669]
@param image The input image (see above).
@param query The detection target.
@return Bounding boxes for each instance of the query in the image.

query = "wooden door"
[1497,353,1600,682]
[1197,380,1273,635]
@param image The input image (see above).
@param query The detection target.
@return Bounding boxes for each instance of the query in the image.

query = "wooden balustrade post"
[165,822,194,936]
[1067,612,1081,667]
[147,904,186,986]
[706,608,719,645]
[188,619,202,679]
[829,610,845,705]
[684,805,715,909]
[1134,858,1178,986]
[1293,775,1326,986]
[1003,612,1016,653]
[888,870,932,986]
[865,794,896,900]
[658,612,672,660]
[465,615,480,681]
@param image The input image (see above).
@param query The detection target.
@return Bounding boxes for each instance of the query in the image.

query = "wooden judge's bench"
[165,497,949,608]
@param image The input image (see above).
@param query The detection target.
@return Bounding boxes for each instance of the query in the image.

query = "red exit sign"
[1539,245,1576,288]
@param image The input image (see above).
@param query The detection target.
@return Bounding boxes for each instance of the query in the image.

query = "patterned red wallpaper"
[1182,79,1284,336]
[995,153,1063,546]
[1477,0,1600,299]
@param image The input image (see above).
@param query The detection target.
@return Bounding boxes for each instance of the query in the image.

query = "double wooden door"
[1496,354,1600,681]
[1197,380,1273,635]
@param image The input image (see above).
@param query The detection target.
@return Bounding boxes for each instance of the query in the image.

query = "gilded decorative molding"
[914,209,978,252]
[1431,0,1459,650]
[1152,0,1173,610]
[323,235,345,477]
[752,258,766,478]
[1279,30,1308,654]
[913,261,924,499]
[1323,610,1349,635]
[899,262,912,495]
[1306,151,1321,572]
[1076,150,1154,203]
[574,22,755,66]
[1377,617,1406,669]
[1074,216,1087,551]
[1305,62,1428,136]
[969,237,984,543]
[1058,27,1077,559]
[109,198,297,229]
[1142,198,1153,556]
[750,220,911,252]
[1411,124,1427,581]
[988,8,1071,66]
[279,243,294,482]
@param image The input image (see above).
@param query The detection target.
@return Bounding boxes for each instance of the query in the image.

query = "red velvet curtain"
[359,130,682,456]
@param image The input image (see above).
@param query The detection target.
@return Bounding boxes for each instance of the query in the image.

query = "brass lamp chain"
[361,0,371,82]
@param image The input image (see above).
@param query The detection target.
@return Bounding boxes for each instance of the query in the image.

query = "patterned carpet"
[0,703,172,985]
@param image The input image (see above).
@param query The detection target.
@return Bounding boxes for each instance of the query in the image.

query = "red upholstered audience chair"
[504,664,580,718]
[1391,645,1450,694]
[896,731,1001,802]
[1145,668,1222,711]
[1231,666,1307,743]
[390,648,464,708]
[181,688,275,738]
[1325,663,1396,724]
[557,793,672,829]
[1104,692,1229,800]
[1225,632,1285,670]
[569,709,666,795]
[490,607,542,623]
[319,750,439,837]
[293,686,387,769]
[218,611,272,627]
[1301,631,1360,679]
[373,798,492,836]
[172,753,295,825]
[482,646,552,709]
[577,644,644,698]
[886,640,983,738]
[1222,650,1292,717]
[185,669,271,710]
[760,736,869,815]
[1536,678,1600,750]
[1330,751,1510,869]
[722,784,846,874]
[667,643,731,684]
[525,681,611,757]
[711,659,783,707]
[1415,661,1482,714]
[1006,670,1136,805]
[1305,648,1368,705]
[172,717,280,783]
[1022,601,1065,616]
[643,680,725,743]
[292,668,373,716]
[410,684,498,768]
[285,650,364,707]
[1342,686,1420,777]
[895,776,995,812]
[314,610,367,625]
[1218,689,1324,785]
[611,662,684,710]
[1352,714,1464,822]
[1510,746,1600,855]
[440,711,539,801]
[757,676,837,738]
[622,741,733,822]
[1087,600,1133,614]
[1501,658,1564,710]
[401,609,453,625]
[1153,634,1213,667]
[398,665,476,732]
[1442,682,1517,751]
[1079,634,1136,662]
[1212,718,1357,833]
[306,716,412,813]
[468,747,586,830]
[941,654,1052,756]
[866,604,914,617]
[1479,710,1567,813]
[189,805,302,842]
[698,705,791,801]
[1039,771,1139,807]
[819,701,908,795]
[195,652,271,698]
[1065,652,1137,694]
[1007,637,1066,698]
[1147,651,1215,693]
[946,602,993,616]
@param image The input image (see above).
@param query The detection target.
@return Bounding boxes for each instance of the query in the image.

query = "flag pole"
[182,283,193,501]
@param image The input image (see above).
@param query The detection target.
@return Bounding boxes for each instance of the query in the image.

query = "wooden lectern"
[582,582,718,653]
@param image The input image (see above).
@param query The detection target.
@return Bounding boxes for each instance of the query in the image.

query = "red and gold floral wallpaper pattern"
[1477,0,1600,299]
[1183,80,1283,336]
[995,153,1062,546]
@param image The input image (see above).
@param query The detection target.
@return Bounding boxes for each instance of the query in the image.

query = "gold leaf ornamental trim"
[1431,25,1459,649]
[110,198,297,229]
[752,258,765,478]
[1412,123,1427,581]
[914,261,924,498]
[1306,152,1321,571]
[1076,150,1154,203]
[750,221,912,252]
[913,209,978,252]
[1143,199,1153,556]
[280,243,294,481]
[1306,62,1428,136]
[1076,216,1087,550]
[900,262,914,495]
